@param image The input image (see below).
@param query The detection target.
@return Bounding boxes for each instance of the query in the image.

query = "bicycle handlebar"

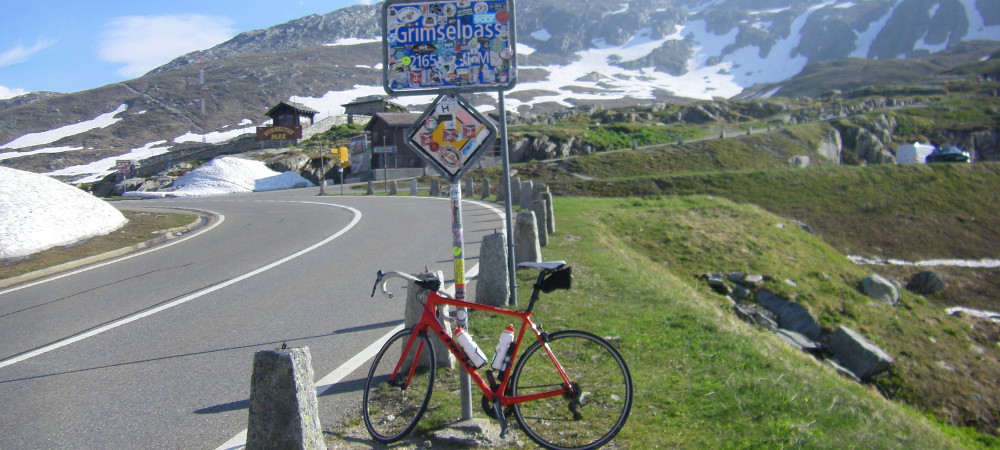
[371,270,422,299]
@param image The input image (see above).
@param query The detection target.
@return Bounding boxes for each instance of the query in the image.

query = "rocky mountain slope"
[1,0,997,182]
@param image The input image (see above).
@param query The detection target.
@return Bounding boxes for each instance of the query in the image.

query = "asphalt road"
[0,187,506,449]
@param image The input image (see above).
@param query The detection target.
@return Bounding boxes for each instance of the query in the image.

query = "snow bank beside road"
[123,156,314,198]
[0,167,127,259]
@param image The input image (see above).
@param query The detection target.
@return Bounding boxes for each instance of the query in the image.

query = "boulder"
[860,274,899,305]
[906,271,946,295]
[756,289,822,341]
[776,329,822,354]
[733,303,778,332]
[265,153,310,173]
[823,326,894,381]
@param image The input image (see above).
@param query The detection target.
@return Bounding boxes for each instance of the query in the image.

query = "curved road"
[0,187,506,449]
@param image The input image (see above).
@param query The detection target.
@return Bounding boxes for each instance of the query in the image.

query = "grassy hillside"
[441,195,995,448]
[464,134,999,441]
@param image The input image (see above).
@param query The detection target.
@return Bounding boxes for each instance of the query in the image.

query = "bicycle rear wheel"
[363,328,436,443]
[510,330,632,450]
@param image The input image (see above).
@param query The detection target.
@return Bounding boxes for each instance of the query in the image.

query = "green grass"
[411,195,994,448]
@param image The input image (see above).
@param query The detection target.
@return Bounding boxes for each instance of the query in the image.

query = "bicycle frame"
[393,289,574,408]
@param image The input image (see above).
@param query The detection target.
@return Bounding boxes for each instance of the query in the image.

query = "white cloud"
[0,85,28,100]
[99,14,236,78]
[0,38,58,67]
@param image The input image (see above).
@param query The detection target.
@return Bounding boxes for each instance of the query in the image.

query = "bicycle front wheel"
[362,328,436,443]
[510,330,633,450]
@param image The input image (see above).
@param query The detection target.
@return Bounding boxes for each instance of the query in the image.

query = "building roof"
[265,101,319,118]
[366,112,422,130]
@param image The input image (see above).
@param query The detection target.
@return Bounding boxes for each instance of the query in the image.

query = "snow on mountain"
[122,156,314,198]
[0,167,127,259]
[46,141,174,184]
[0,104,127,150]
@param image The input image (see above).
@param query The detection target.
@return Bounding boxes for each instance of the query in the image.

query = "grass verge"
[410,196,996,447]
[0,210,198,281]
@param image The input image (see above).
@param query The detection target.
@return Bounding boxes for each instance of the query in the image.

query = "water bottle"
[454,327,487,368]
[491,325,516,371]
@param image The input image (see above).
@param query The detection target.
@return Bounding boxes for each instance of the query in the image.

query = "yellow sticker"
[453,246,462,257]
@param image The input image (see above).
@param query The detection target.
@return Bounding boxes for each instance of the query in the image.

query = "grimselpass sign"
[382,0,517,95]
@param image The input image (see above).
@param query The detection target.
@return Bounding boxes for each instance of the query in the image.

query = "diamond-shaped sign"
[407,93,497,182]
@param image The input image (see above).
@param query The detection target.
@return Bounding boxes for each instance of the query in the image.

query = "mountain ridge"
[1,0,997,181]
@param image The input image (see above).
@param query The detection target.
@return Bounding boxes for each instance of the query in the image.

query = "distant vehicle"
[926,146,971,163]
[896,142,936,164]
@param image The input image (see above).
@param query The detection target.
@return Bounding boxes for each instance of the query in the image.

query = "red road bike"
[365,261,632,449]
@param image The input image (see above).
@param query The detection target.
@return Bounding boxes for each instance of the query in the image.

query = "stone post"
[246,347,326,450]
[520,180,534,211]
[532,199,548,247]
[543,188,555,234]
[481,178,491,200]
[510,178,521,209]
[465,177,474,197]
[475,232,509,306]
[430,179,441,196]
[495,178,505,202]
[389,180,398,195]
[366,181,373,195]
[406,271,454,368]
[514,211,541,264]
[409,179,418,195]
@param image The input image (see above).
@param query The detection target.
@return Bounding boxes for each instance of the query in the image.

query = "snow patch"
[1,104,128,150]
[122,156,313,198]
[324,37,381,46]
[848,255,1000,268]
[0,167,127,259]
[47,141,173,184]
[531,29,552,42]
[1,146,84,162]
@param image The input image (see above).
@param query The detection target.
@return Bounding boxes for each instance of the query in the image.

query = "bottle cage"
[538,266,572,293]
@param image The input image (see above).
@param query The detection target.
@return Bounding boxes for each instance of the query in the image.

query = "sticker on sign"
[382,0,517,96]
[407,93,496,182]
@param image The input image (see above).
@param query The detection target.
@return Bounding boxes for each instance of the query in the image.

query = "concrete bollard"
[389,180,398,195]
[532,199,548,247]
[510,178,521,209]
[475,232,509,306]
[481,178,491,200]
[410,179,418,195]
[366,181,373,195]
[514,211,541,264]
[495,178,505,203]
[465,177,474,197]
[246,347,326,450]
[406,271,455,368]
[430,179,441,196]
[520,180,534,211]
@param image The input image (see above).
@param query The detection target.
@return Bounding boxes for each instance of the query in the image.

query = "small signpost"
[382,0,517,421]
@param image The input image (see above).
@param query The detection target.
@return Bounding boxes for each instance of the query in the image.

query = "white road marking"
[216,197,505,449]
[0,203,362,370]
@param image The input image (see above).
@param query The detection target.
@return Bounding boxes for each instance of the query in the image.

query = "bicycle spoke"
[363,329,436,443]
[511,331,632,450]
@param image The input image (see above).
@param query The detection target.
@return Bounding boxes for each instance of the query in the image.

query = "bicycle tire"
[363,328,436,443]
[510,330,633,450]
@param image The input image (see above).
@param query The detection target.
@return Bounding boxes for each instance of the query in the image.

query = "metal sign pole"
[498,90,517,306]
[450,182,474,420]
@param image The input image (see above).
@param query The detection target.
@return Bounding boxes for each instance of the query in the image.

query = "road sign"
[382,0,517,96]
[407,93,496,182]
[373,146,398,153]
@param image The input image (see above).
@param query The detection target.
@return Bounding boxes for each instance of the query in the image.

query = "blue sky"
[0,0,368,99]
